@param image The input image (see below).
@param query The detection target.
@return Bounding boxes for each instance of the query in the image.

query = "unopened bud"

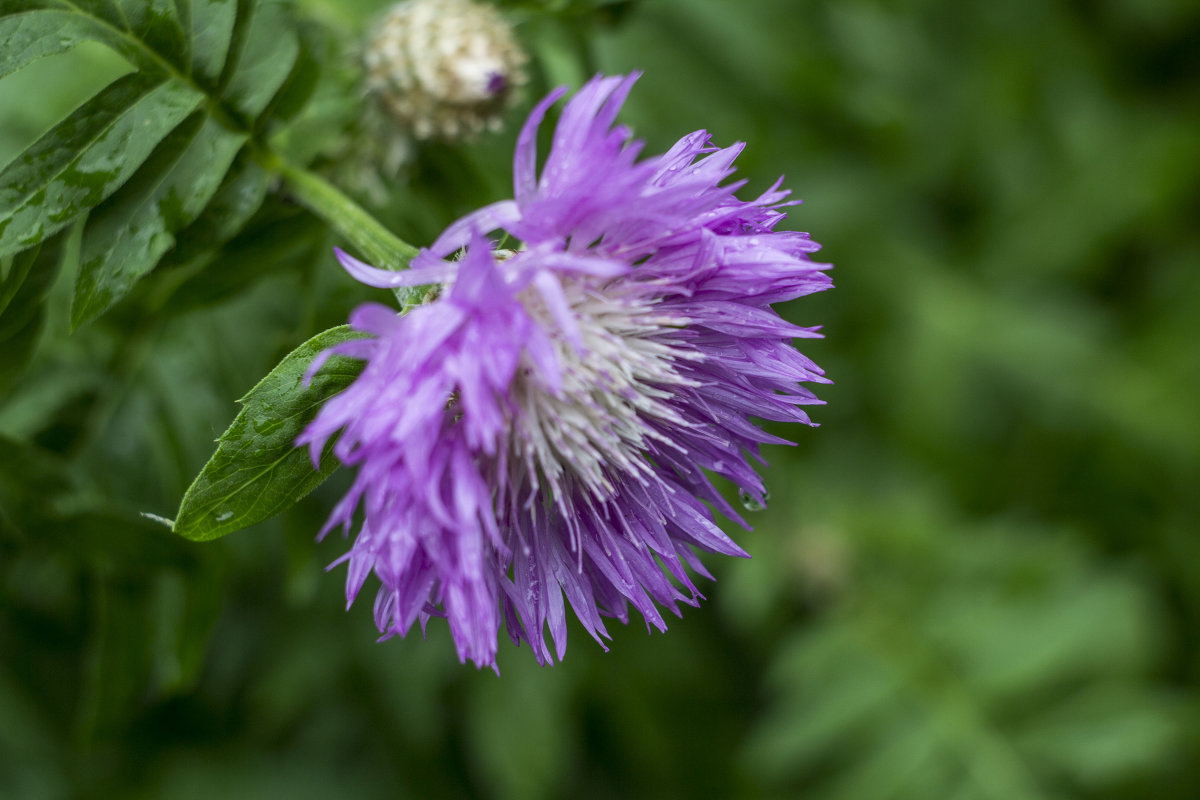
[364,0,528,140]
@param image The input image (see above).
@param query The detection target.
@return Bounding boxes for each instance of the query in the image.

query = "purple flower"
[298,73,832,669]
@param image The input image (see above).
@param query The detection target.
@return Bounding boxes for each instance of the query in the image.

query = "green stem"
[266,154,420,271]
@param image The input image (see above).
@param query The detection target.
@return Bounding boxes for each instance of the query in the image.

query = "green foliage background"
[2,0,1198,797]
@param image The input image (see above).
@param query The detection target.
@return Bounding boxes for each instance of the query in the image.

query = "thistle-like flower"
[299,73,832,669]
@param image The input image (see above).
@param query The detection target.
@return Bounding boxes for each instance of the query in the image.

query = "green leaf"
[77,571,156,741]
[186,0,238,85]
[0,434,73,539]
[173,325,367,542]
[2,0,405,328]
[257,18,321,127]
[179,152,271,247]
[149,562,226,694]
[164,202,327,314]
[70,112,246,328]
[0,238,63,394]
[0,9,103,79]
[1017,683,1184,788]
[0,305,43,394]
[0,243,39,319]
[219,0,300,119]
[112,0,187,67]
[0,6,150,78]
[0,0,342,327]
[745,511,1184,800]
[126,156,276,311]
[0,72,202,258]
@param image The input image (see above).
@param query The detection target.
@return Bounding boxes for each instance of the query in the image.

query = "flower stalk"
[265,153,420,272]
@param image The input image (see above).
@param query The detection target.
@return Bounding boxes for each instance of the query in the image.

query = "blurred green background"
[2,0,1199,797]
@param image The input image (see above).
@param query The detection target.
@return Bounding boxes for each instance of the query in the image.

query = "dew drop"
[738,487,769,512]
[215,510,233,522]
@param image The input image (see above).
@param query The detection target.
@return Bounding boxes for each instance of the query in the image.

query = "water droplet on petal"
[738,487,769,512]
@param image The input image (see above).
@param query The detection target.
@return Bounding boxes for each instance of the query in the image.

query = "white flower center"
[508,279,699,514]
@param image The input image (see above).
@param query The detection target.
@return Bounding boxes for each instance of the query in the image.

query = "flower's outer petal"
[514,86,568,206]
[335,247,457,288]
[426,200,522,258]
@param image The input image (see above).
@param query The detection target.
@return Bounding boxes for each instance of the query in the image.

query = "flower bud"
[364,0,528,140]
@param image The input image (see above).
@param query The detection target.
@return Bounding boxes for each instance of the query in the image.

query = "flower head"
[364,0,528,140]
[299,73,831,669]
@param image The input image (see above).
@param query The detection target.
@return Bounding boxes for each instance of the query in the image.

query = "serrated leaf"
[173,325,367,542]
[71,113,246,328]
[0,72,202,258]
[219,0,299,119]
